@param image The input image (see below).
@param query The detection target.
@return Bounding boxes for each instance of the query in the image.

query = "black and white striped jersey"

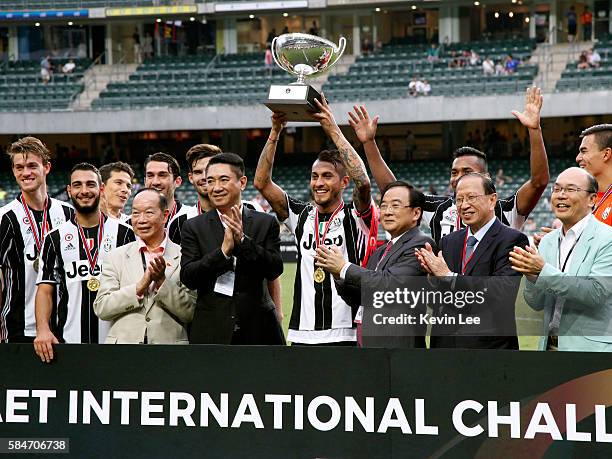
[283,194,374,344]
[167,201,196,245]
[0,195,73,342]
[36,214,134,344]
[422,192,525,245]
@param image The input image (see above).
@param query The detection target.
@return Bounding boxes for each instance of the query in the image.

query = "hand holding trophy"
[264,33,346,122]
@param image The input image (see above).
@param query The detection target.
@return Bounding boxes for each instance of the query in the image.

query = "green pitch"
[279,262,541,350]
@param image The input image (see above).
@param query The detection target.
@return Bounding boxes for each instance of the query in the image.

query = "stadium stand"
[0,58,89,112]
[324,38,538,101]
[91,38,538,109]
[92,53,294,109]
[555,35,612,92]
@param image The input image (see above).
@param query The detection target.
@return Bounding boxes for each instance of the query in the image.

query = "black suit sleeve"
[234,216,283,281]
[180,218,233,290]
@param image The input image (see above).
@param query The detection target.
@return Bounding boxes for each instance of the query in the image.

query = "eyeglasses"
[454,195,486,206]
[379,203,414,212]
[550,185,596,195]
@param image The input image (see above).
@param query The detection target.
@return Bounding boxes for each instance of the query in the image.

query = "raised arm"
[348,105,396,192]
[511,86,550,216]
[254,113,290,221]
[313,96,372,213]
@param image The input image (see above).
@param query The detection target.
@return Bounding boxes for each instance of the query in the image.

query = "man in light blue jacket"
[510,167,612,351]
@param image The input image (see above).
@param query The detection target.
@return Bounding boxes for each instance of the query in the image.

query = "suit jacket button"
[145,317,151,322]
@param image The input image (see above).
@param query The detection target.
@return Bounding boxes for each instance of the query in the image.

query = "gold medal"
[87,277,100,292]
[314,267,326,283]
[33,258,40,273]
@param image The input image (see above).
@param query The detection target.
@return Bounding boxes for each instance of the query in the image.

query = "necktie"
[463,236,478,271]
[375,241,393,271]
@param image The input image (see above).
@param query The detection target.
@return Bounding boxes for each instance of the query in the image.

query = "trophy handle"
[270,36,287,74]
[337,36,347,59]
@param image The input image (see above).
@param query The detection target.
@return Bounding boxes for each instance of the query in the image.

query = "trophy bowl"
[271,33,346,84]
[264,33,346,121]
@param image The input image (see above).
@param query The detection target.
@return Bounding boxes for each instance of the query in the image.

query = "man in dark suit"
[314,181,435,347]
[416,172,529,349]
[180,153,284,345]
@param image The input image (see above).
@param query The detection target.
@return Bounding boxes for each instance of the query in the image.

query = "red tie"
[375,241,393,271]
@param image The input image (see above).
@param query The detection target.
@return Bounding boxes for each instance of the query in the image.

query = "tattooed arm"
[254,112,290,221]
[312,96,372,213]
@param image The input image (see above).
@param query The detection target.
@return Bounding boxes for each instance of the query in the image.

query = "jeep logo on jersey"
[65,233,74,242]
[65,260,101,281]
[25,246,38,261]
[302,233,344,251]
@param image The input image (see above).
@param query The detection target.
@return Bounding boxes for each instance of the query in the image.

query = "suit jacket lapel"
[242,206,253,240]
[448,227,468,273]
[163,241,181,279]
[208,209,225,244]
[125,243,144,274]
[463,219,501,275]
[377,227,419,271]
[568,218,595,275]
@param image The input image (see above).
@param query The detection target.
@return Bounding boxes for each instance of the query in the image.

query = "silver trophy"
[264,33,346,122]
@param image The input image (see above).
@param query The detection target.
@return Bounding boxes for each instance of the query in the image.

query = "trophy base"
[264,84,323,122]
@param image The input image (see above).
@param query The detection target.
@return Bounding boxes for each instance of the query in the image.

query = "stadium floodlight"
[525,17,530,23]
[189,17,195,22]
[249,14,255,19]
[473,1,480,5]
[509,11,514,18]
[35,22,40,27]
[68,21,73,26]
[156,18,161,23]
[375,7,381,12]
[494,12,500,18]
[411,5,417,10]
[283,12,289,17]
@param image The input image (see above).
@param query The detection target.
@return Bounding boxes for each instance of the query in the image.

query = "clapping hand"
[220,205,245,245]
[415,243,452,276]
[509,245,545,281]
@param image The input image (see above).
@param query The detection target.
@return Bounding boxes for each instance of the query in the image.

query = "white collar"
[390,226,417,245]
[467,215,497,242]
[561,213,592,240]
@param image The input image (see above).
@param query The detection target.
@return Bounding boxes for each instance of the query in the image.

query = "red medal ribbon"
[20,193,48,253]
[77,213,105,273]
[460,231,476,274]
[169,202,178,220]
[593,184,612,214]
[314,201,344,249]
[197,201,203,215]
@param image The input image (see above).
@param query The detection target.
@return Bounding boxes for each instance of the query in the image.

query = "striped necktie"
[375,241,393,271]
[463,236,478,271]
